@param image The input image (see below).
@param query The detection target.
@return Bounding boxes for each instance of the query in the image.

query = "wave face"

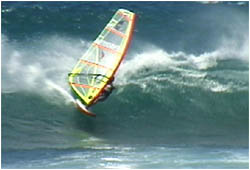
[1,1,249,169]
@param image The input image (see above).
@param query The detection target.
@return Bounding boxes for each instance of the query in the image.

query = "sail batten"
[68,9,136,106]
[106,27,126,38]
[80,59,113,71]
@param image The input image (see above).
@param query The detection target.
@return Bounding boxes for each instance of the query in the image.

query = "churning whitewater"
[2,1,249,169]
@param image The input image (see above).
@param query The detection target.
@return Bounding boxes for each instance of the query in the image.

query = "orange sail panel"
[68,9,136,106]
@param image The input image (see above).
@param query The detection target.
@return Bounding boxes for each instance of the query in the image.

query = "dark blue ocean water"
[1,1,249,169]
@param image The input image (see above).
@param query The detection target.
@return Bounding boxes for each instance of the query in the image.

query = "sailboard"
[68,9,136,116]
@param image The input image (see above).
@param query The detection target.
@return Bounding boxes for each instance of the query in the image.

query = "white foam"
[1,35,90,104]
[45,80,76,104]
[117,36,248,93]
[2,29,248,97]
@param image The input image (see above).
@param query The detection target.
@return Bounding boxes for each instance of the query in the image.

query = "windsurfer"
[92,76,115,104]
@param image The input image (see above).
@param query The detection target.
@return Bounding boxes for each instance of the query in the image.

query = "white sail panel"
[68,9,136,106]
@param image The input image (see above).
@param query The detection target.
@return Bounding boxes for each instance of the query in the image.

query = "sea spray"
[2,2,248,169]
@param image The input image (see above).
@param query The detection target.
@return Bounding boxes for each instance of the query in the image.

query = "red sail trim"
[89,13,136,106]
[80,59,112,71]
[70,82,100,90]
[106,27,126,38]
[93,43,119,55]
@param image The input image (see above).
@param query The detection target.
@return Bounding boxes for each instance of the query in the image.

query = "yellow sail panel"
[69,9,136,106]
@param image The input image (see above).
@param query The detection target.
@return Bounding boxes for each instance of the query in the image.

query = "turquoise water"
[1,1,249,168]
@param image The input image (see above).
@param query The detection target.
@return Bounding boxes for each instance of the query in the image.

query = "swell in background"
[1,1,249,150]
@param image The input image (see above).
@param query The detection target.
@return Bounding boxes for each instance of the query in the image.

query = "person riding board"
[76,75,115,117]
[92,76,115,105]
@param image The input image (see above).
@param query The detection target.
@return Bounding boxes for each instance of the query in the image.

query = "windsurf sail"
[68,9,136,106]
